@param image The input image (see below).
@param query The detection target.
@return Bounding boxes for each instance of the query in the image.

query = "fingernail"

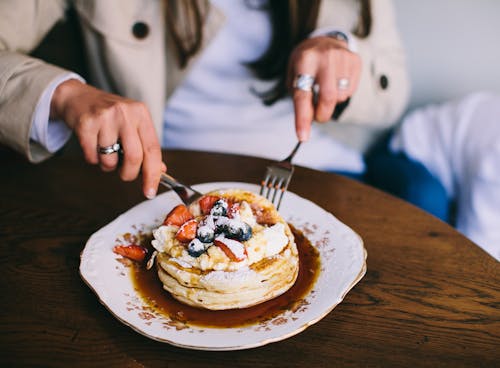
[146,188,156,199]
[298,129,310,142]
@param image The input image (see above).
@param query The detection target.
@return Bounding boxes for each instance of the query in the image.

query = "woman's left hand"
[288,36,362,141]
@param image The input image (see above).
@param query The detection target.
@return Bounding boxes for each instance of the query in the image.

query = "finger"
[291,53,319,141]
[314,62,339,122]
[76,116,99,165]
[336,52,361,102]
[345,55,362,98]
[97,119,120,172]
[293,89,315,141]
[285,58,295,91]
[137,109,163,199]
[336,79,350,102]
[336,74,353,103]
[118,122,143,182]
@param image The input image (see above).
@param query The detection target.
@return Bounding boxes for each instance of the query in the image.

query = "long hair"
[166,0,371,104]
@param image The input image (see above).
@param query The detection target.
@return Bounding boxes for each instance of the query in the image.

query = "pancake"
[151,189,299,310]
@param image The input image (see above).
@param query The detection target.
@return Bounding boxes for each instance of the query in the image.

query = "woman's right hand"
[50,79,165,199]
[288,36,362,141]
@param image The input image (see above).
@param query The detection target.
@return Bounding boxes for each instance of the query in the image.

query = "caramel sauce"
[130,225,320,328]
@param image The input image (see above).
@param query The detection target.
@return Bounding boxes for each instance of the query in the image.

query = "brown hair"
[166,0,371,104]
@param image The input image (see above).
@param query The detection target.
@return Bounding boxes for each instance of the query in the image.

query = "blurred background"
[393,0,500,109]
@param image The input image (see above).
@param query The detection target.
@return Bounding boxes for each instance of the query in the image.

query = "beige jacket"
[0,0,409,162]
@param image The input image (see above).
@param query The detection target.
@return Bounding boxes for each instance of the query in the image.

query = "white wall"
[393,0,500,109]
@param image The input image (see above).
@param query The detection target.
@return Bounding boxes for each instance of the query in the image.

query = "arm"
[30,73,84,153]
[0,0,69,162]
[0,1,164,198]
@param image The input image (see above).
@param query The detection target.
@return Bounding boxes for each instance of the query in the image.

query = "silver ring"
[293,74,316,92]
[98,142,121,155]
[337,78,350,90]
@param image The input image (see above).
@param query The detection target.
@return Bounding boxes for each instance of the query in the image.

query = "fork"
[159,172,203,205]
[259,141,302,210]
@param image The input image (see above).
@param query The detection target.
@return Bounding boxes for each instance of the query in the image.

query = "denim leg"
[364,151,450,223]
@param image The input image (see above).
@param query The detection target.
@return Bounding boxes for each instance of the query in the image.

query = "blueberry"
[238,222,252,241]
[196,225,215,243]
[187,238,206,257]
[224,219,252,241]
[210,199,228,217]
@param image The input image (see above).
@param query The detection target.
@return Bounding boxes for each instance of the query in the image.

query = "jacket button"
[379,75,389,90]
[132,22,149,39]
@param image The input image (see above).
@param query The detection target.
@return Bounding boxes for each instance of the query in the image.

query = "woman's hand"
[288,36,362,141]
[50,79,165,199]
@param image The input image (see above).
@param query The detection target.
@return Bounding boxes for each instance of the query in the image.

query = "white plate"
[80,182,366,350]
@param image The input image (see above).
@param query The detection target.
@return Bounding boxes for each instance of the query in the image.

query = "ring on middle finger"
[293,74,316,92]
[337,77,350,90]
[98,142,122,155]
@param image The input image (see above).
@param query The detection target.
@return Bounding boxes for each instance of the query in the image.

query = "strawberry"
[113,244,148,262]
[163,204,194,226]
[214,237,247,262]
[199,195,220,215]
[175,219,198,243]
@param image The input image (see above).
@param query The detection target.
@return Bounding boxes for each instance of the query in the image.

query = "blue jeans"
[363,144,450,223]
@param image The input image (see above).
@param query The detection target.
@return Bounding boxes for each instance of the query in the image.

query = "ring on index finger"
[293,74,316,92]
[98,142,122,155]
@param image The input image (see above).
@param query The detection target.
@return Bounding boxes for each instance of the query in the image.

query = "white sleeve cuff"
[30,73,86,153]
[309,27,358,53]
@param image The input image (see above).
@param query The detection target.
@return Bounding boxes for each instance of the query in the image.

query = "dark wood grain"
[0,149,498,367]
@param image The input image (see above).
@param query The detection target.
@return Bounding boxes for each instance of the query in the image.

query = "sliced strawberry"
[199,195,220,215]
[113,244,147,262]
[175,219,198,243]
[227,201,240,219]
[163,204,194,226]
[214,237,247,262]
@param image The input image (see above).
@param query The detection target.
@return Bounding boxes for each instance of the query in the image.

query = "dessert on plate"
[151,189,299,310]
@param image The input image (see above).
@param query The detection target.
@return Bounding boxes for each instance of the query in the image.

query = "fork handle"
[283,141,302,163]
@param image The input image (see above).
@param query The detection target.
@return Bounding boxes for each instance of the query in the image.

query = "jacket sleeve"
[317,0,410,129]
[0,0,71,162]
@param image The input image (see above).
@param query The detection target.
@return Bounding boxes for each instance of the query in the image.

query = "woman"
[0,0,409,198]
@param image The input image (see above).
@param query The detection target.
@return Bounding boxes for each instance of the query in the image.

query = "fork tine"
[265,175,277,200]
[276,182,288,210]
[276,189,285,210]
[259,141,302,209]
[277,171,294,210]
[260,172,271,195]
[271,177,284,205]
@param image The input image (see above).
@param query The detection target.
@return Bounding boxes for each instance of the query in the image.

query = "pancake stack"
[151,189,299,310]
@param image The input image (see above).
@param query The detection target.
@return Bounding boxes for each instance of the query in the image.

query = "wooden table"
[1,148,498,367]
